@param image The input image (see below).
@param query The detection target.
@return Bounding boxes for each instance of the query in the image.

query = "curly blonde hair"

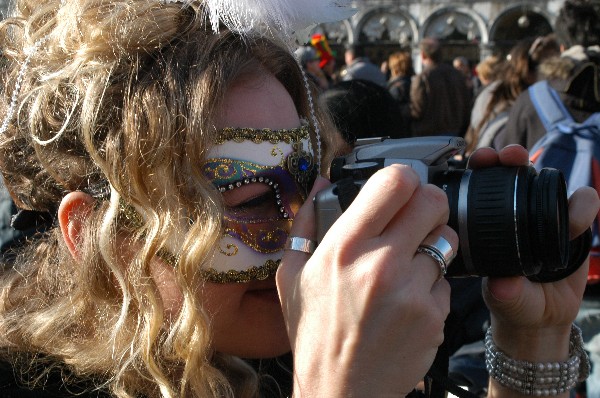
[0,0,335,396]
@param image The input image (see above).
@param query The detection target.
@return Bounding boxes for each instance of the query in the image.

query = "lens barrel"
[432,166,570,278]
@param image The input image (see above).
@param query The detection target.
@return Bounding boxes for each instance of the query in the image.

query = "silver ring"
[284,236,316,254]
[417,246,448,280]
[420,235,455,265]
[417,236,455,280]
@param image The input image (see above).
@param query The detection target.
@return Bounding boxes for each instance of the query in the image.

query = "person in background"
[339,42,387,87]
[387,50,415,107]
[310,33,338,86]
[496,19,599,149]
[294,45,330,91]
[405,37,472,137]
[464,35,560,155]
[474,54,505,97]
[319,79,408,152]
[0,1,598,398]
[453,55,481,98]
[380,59,390,80]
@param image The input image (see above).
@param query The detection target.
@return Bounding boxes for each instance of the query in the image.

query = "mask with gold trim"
[199,121,315,283]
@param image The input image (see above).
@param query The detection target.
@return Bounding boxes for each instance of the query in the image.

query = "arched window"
[490,4,553,55]
[354,8,417,66]
[422,7,484,66]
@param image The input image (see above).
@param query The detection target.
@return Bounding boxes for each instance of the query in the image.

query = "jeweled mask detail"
[198,122,315,282]
[214,121,314,198]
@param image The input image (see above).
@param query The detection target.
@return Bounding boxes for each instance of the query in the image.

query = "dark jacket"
[387,75,412,105]
[407,63,472,137]
[0,358,110,398]
[0,354,294,398]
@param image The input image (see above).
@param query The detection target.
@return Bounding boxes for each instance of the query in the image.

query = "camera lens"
[432,166,570,278]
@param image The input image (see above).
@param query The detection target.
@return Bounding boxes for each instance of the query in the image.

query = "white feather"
[208,0,354,33]
[169,0,355,43]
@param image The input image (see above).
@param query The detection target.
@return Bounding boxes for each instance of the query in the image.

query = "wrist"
[485,324,590,396]
[490,324,572,363]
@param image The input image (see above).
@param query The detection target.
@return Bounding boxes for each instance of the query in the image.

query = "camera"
[315,136,590,281]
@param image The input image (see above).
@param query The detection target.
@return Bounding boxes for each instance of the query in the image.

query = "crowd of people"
[0,0,598,397]
[295,6,595,154]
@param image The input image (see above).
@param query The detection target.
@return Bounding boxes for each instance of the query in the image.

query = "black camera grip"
[336,178,361,212]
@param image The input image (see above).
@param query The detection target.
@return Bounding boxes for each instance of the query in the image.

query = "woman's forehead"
[217,72,301,131]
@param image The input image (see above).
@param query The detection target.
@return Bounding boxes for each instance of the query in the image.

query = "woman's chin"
[216,323,291,358]
[213,290,291,358]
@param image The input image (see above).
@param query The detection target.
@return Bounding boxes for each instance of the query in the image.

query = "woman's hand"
[469,145,600,397]
[277,165,458,397]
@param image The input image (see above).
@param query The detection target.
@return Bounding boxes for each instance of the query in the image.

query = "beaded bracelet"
[485,324,590,396]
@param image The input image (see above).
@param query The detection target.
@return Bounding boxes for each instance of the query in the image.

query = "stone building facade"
[311,0,587,70]
[0,0,8,19]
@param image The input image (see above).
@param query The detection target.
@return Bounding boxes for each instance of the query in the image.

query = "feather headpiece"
[164,0,356,46]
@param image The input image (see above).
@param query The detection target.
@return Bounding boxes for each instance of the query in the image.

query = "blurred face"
[323,58,336,75]
[453,60,470,77]
[306,58,321,75]
[197,71,309,357]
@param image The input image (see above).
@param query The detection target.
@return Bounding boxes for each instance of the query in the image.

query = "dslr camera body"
[314,136,589,281]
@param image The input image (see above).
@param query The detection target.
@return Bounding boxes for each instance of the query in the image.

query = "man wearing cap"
[294,45,330,91]
[340,43,387,87]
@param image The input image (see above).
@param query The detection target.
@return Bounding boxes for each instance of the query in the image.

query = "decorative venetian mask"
[198,120,315,283]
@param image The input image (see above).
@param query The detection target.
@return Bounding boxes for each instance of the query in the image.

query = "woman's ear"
[58,191,95,260]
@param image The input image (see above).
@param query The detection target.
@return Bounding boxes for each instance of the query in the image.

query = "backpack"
[528,80,600,282]
[475,110,509,150]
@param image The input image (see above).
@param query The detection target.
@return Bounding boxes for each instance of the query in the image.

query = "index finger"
[331,164,421,242]
[277,176,331,288]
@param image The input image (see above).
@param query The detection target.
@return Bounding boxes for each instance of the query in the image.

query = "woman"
[0,1,597,397]
[387,50,414,106]
[464,35,560,155]
[474,54,504,96]
[0,1,337,395]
